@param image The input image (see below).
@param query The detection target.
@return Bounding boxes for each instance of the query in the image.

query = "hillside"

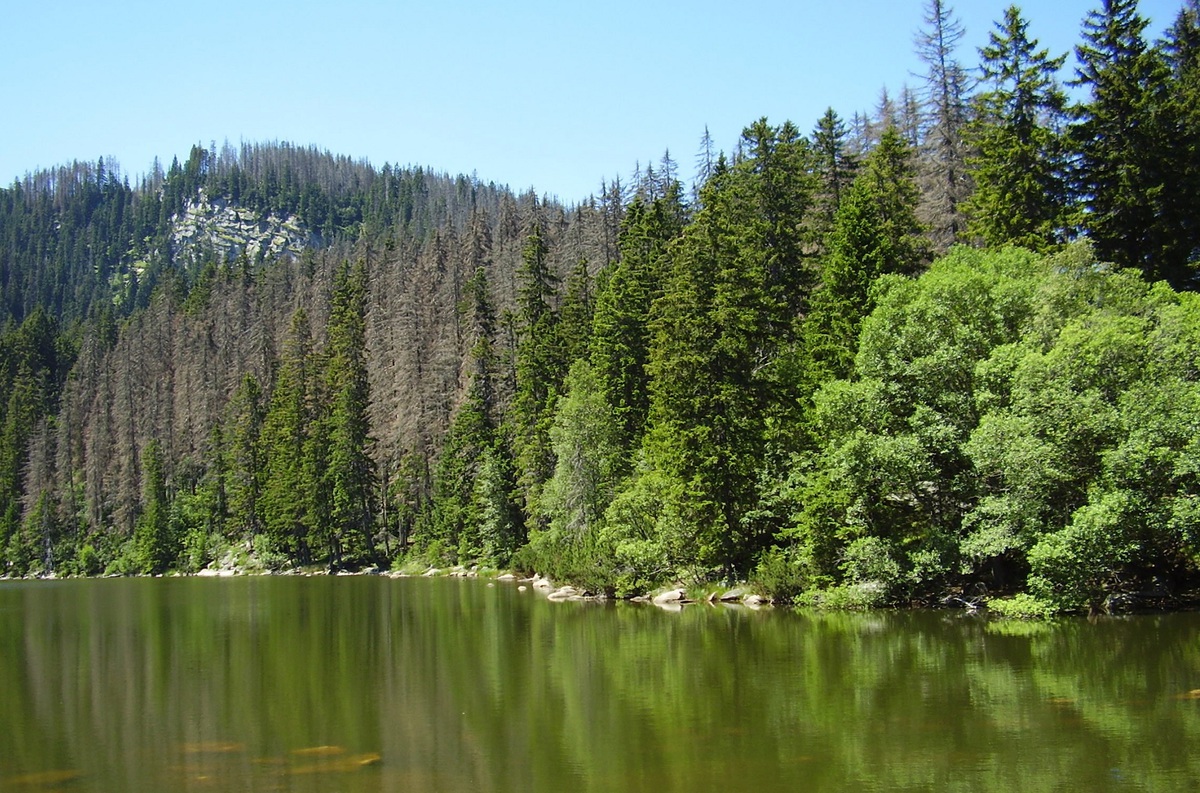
[3,1,1200,615]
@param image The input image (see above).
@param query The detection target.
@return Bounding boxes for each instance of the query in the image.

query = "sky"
[1,0,1185,203]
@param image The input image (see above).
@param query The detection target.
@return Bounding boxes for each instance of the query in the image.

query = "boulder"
[653,588,687,605]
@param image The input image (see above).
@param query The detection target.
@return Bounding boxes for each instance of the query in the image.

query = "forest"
[2,0,1199,615]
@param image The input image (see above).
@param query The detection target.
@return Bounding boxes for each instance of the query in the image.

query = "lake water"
[1,576,1197,792]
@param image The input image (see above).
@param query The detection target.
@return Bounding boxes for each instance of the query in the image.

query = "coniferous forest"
[3,0,1200,615]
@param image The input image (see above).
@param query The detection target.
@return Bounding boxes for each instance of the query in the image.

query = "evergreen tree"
[0,308,71,572]
[422,261,522,565]
[806,126,927,382]
[640,119,817,577]
[558,257,594,364]
[1070,0,1190,287]
[590,192,685,450]
[224,373,264,538]
[1160,0,1200,286]
[507,223,565,526]
[915,0,973,251]
[811,107,860,240]
[325,259,376,566]
[429,375,494,562]
[260,309,315,562]
[132,439,173,574]
[963,5,1070,249]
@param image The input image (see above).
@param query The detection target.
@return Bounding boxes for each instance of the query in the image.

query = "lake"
[1,575,1197,791]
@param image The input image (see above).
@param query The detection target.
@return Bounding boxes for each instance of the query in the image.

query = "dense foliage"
[3,1,1200,614]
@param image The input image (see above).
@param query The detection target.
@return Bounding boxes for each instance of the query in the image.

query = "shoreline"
[8,565,1200,619]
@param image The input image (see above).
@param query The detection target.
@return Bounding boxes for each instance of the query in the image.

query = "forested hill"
[3,0,1200,616]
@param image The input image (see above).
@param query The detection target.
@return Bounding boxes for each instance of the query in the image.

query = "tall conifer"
[1070,0,1187,285]
[964,6,1070,249]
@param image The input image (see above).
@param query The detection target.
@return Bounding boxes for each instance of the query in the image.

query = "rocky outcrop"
[170,193,315,266]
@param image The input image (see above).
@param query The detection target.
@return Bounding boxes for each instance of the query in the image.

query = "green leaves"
[794,243,1200,610]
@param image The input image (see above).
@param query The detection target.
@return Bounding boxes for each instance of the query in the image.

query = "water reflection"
[0,577,1197,792]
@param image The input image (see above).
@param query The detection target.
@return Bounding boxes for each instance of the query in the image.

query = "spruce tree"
[806,126,927,382]
[558,257,594,364]
[224,373,264,539]
[642,120,817,576]
[811,108,860,240]
[964,5,1070,250]
[132,439,173,574]
[507,223,564,527]
[1070,0,1188,286]
[260,309,315,562]
[590,192,684,450]
[325,259,376,567]
[427,266,517,564]
[915,0,973,251]
[1161,1,1200,287]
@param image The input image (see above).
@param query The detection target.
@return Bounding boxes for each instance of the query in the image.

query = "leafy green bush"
[795,582,890,610]
[77,543,102,577]
[250,534,291,572]
[987,593,1057,619]
[752,547,809,603]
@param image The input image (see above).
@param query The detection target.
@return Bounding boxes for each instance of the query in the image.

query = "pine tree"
[811,108,860,240]
[260,309,315,562]
[806,126,927,382]
[132,439,173,574]
[590,192,684,450]
[507,223,564,526]
[1070,0,1188,286]
[963,5,1070,250]
[915,0,973,251]
[325,259,376,567]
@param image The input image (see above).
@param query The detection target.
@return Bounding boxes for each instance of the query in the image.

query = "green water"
[0,576,1197,792]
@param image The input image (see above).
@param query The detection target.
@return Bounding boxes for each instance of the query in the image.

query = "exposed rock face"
[170,193,315,266]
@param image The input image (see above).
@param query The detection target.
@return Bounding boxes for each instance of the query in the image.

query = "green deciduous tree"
[788,243,1200,611]
[537,360,624,554]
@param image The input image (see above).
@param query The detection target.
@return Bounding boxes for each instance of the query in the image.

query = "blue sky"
[1,0,1183,203]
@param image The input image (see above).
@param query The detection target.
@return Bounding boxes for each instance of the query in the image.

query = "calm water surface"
[1,576,1198,792]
